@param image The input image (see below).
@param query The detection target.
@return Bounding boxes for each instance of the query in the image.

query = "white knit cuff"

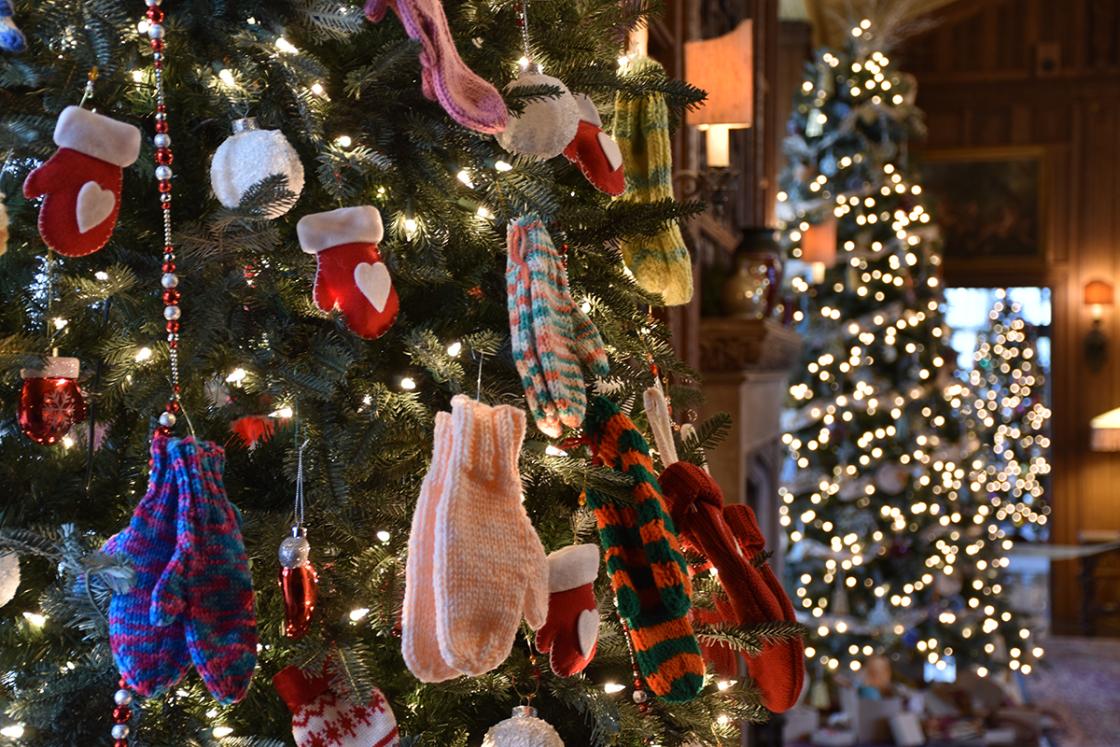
[548,543,600,592]
[298,206,383,254]
[21,356,79,379]
[54,107,141,168]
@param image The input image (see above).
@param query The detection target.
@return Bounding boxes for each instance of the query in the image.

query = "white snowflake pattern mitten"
[274,665,400,747]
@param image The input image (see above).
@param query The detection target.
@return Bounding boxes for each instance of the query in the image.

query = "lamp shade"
[801,218,838,267]
[1091,406,1120,451]
[686,21,753,168]
[1084,279,1114,307]
[686,20,754,129]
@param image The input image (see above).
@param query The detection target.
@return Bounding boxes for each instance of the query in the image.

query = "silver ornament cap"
[279,527,311,568]
[231,117,259,135]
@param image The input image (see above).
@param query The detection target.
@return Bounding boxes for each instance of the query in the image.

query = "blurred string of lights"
[964,293,1052,536]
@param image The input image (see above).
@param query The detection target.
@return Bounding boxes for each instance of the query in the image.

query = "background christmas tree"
[776,16,1043,683]
[966,293,1052,542]
[0,1,799,744]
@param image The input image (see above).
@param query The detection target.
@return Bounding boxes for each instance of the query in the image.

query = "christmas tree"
[967,293,1051,541]
[777,17,1043,682]
[0,1,803,744]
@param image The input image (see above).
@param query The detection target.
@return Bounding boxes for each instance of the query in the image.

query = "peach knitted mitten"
[434,396,549,676]
[402,412,459,682]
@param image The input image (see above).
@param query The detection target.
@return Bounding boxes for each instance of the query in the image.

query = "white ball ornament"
[496,70,581,160]
[209,117,305,218]
[482,706,564,747]
[0,553,20,608]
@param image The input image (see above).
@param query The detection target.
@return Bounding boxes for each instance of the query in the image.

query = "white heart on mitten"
[76,182,116,234]
[597,132,624,172]
[354,261,392,312]
[577,609,599,658]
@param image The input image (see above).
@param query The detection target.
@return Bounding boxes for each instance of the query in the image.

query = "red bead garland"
[111,677,132,744]
[143,0,183,435]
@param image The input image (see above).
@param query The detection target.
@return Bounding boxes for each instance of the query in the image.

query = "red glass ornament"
[279,563,318,640]
[18,357,86,445]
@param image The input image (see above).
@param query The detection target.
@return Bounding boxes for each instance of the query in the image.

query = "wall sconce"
[800,217,838,283]
[680,20,753,207]
[1090,406,1120,451]
[1084,279,1114,370]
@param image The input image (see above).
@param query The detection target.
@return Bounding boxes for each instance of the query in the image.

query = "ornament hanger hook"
[294,436,310,533]
[472,349,486,402]
[78,67,98,109]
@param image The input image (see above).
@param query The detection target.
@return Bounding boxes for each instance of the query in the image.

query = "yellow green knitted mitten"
[613,56,693,307]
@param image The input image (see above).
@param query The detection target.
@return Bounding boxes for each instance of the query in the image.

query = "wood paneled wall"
[903,0,1120,633]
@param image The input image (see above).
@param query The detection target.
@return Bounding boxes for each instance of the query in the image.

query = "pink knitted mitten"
[402,412,460,682]
[364,0,508,134]
[433,395,549,675]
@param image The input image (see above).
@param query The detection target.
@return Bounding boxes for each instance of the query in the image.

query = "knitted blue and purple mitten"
[0,0,27,54]
[105,434,191,697]
[173,438,258,705]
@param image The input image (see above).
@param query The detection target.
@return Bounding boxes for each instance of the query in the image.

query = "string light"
[274,37,299,55]
[349,608,370,622]
[22,612,46,627]
[134,346,153,363]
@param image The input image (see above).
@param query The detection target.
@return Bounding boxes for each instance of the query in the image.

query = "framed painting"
[919,147,1047,279]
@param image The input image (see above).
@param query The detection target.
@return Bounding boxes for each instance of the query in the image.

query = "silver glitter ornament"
[481,706,564,747]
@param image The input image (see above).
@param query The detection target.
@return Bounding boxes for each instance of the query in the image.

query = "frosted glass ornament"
[209,118,304,218]
[0,553,19,608]
[497,72,581,160]
[482,706,564,747]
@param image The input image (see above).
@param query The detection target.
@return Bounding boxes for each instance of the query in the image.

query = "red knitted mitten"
[660,462,804,713]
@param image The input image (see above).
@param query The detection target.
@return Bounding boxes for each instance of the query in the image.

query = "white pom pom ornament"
[209,118,304,218]
[497,71,581,160]
[0,553,20,608]
[482,706,564,747]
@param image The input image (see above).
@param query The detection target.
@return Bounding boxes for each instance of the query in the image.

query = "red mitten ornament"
[273,666,400,747]
[18,356,86,445]
[563,94,624,196]
[535,543,600,676]
[297,206,399,340]
[23,106,141,257]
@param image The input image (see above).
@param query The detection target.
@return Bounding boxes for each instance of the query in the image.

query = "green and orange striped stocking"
[584,396,704,703]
